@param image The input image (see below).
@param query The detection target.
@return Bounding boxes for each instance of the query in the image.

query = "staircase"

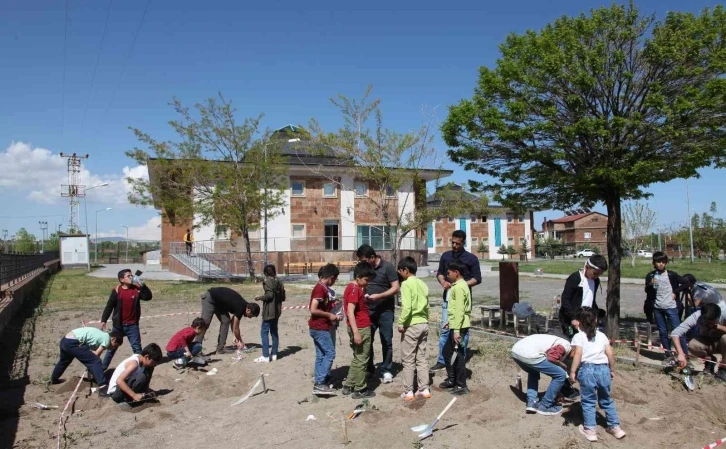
[169,240,246,281]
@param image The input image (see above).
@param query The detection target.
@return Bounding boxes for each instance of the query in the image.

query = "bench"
[337,261,357,272]
[285,262,308,275]
[308,262,327,276]
[480,305,501,328]
[480,305,537,336]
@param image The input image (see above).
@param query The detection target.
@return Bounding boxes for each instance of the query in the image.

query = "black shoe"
[351,389,376,399]
[431,362,446,371]
[342,385,353,396]
[451,386,469,395]
[98,386,111,398]
[438,380,455,389]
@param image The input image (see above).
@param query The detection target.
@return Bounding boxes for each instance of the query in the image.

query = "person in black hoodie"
[100,269,153,371]
[559,255,607,339]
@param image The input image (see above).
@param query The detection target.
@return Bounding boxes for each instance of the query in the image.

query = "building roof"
[549,211,606,223]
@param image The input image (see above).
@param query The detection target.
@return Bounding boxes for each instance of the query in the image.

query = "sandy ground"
[7,277,726,449]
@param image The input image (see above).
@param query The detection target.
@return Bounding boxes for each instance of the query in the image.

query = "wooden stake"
[634,323,640,367]
[646,323,653,350]
[342,412,349,444]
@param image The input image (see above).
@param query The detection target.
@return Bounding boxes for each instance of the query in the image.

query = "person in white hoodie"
[511,334,572,416]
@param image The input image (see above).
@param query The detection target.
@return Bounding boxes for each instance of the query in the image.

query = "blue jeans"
[513,358,567,408]
[368,309,394,375]
[438,301,469,364]
[51,337,106,386]
[261,318,279,358]
[167,341,203,363]
[102,323,142,371]
[654,308,680,353]
[309,329,336,385]
[577,363,620,429]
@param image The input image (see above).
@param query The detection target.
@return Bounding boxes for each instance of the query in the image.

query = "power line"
[93,0,152,143]
[80,0,114,135]
[61,0,69,143]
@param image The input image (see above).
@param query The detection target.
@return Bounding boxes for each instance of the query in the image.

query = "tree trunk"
[241,225,255,279]
[605,194,623,341]
[630,255,636,267]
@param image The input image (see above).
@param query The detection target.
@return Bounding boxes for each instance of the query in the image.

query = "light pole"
[84,183,109,270]
[95,207,112,265]
[686,178,695,263]
[122,225,129,263]
[39,221,48,253]
[2,229,7,253]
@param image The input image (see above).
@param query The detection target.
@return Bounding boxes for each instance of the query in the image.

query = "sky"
[1,0,723,242]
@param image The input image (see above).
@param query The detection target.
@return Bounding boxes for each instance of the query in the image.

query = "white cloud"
[0,141,148,207]
[96,216,161,241]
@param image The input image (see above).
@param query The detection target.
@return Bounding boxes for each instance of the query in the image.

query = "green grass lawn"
[45,269,312,310]
[515,258,726,282]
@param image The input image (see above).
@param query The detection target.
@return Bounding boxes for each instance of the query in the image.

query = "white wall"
[192,187,216,252]
[397,181,416,250]
[340,176,356,250]
[264,177,291,251]
[60,235,89,265]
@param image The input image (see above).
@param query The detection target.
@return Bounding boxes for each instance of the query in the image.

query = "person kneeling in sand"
[511,334,572,415]
[51,327,123,389]
[167,318,208,369]
[105,343,162,405]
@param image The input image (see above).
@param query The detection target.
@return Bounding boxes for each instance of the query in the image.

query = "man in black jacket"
[559,255,607,339]
[100,269,153,371]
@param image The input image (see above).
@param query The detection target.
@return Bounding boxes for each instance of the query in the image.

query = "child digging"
[309,263,341,396]
[342,262,377,398]
[569,308,626,442]
[397,256,431,401]
[440,259,471,396]
[167,318,208,369]
[106,343,162,406]
[51,327,123,389]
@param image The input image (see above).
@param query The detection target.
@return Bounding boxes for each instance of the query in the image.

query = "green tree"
[622,201,657,267]
[308,87,485,265]
[497,244,508,260]
[14,228,38,253]
[127,94,288,277]
[442,3,726,338]
[506,245,518,259]
[520,239,531,261]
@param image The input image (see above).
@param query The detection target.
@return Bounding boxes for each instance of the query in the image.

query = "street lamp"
[686,178,695,263]
[95,207,112,265]
[39,221,48,253]
[2,229,7,253]
[121,225,129,263]
[85,183,109,270]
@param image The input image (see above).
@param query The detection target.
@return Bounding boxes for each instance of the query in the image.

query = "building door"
[324,220,339,250]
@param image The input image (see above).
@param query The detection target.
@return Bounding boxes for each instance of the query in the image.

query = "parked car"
[577,249,595,258]
[637,250,653,257]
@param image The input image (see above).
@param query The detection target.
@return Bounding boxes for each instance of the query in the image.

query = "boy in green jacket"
[440,259,471,395]
[397,257,431,401]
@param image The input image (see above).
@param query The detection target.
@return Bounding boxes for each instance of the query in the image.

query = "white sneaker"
[190,356,207,366]
[401,391,414,401]
[173,358,186,369]
[382,372,393,383]
[254,356,270,363]
[271,354,277,361]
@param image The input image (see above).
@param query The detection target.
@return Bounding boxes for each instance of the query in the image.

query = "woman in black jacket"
[559,255,607,339]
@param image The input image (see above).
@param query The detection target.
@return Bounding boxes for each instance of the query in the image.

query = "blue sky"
[1,0,723,241]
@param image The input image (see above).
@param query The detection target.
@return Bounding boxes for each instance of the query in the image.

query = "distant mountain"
[95,237,159,243]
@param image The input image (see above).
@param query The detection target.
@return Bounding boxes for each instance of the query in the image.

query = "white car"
[637,250,653,257]
[577,249,595,258]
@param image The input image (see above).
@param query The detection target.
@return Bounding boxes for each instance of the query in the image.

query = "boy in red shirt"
[342,262,377,399]
[309,264,341,396]
[167,318,208,369]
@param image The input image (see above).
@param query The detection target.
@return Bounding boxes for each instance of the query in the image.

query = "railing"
[170,236,427,253]
[0,251,60,287]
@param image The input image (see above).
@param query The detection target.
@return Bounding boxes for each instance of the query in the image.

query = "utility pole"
[122,225,129,263]
[59,152,89,233]
[657,225,662,252]
[686,178,695,263]
[39,221,48,253]
[2,229,7,253]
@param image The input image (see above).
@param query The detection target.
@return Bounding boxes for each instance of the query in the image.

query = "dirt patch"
[8,291,726,449]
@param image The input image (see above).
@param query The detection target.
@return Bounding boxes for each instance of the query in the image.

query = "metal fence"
[171,236,427,254]
[0,251,60,287]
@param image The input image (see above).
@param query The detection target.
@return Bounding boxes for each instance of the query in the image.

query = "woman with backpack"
[254,264,286,363]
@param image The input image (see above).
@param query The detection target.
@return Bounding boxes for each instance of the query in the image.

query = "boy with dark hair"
[440,259,471,395]
[397,256,431,401]
[107,343,162,405]
[195,287,260,355]
[100,269,153,371]
[167,318,208,369]
[356,244,400,384]
[559,255,607,339]
[51,327,123,388]
[671,302,726,381]
[644,252,687,364]
[254,264,286,363]
[309,263,341,395]
[342,262,377,399]
[317,266,342,350]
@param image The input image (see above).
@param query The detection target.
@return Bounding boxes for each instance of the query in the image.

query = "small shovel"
[410,397,457,440]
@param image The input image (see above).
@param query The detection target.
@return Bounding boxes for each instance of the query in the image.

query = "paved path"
[87,264,196,281]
